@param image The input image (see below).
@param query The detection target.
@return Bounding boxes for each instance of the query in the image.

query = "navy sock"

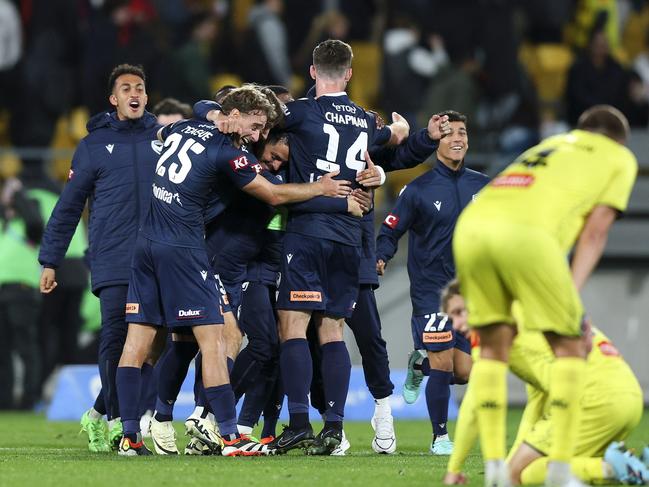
[416,357,431,376]
[156,341,198,420]
[116,366,142,435]
[237,375,267,428]
[138,363,154,415]
[426,369,453,437]
[321,341,351,423]
[262,375,283,438]
[93,389,106,416]
[230,348,259,401]
[204,384,237,437]
[280,338,312,429]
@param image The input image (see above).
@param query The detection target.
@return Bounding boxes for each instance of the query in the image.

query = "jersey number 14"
[314,123,368,176]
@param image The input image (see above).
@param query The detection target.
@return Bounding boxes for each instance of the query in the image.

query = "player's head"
[108,64,147,121]
[441,279,467,332]
[214,85,237,104]
[256,129,289,173]
[311,39,353,83]
[259,85,285,136]
[436,110,468,168]
[576,104,630,144]
[152,98,192,125]
[220,86,273,144]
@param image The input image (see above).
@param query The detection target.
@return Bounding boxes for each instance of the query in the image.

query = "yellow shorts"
[524,391,643,457]
[453,217,583,337]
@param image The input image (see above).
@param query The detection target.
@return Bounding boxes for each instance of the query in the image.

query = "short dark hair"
[259,86,284,128]
[108,64,146,94]
[312,39,353,79]
[577,104,629,143]
[214,85,237,104]
[152,98,192,118]
[265,129,289,147]
[440,279,462,313]
[436,110,467,126]
[220,85,274,119]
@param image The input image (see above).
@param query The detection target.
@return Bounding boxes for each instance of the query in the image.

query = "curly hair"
[220,85,275,120]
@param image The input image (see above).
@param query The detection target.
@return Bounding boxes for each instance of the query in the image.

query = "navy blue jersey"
[376,162,489,315]
[140,119,262,248]
[284,93,391,246]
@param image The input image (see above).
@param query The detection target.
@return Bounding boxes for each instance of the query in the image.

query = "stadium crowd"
[0,0,648,483]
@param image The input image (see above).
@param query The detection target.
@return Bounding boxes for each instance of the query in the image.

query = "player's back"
[141,119,254,248]
[462,130,637,252]
[285,94,386,246]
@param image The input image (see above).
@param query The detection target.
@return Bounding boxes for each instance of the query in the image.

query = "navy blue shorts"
[126,237,224,328]
[411,313,455,352]
[276,233,360,319]
[453,330,472,355]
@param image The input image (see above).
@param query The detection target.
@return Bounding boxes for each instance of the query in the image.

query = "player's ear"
[109,93,118,108]
[309,65,316,80]
[229,108,240,118]
[344,68,352,82]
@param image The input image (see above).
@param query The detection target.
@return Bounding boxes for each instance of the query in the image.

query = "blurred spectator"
[520,0,577,43]
[160,15,219,102]
[566,28,629,124]
[381,15,448,129]
[0,164,44,409]
[152,97,192,125]
[81,0,160,115]
[0,0,21,122]
[624,70,649,127]
[567,0,622,54]
[240,0,292,88]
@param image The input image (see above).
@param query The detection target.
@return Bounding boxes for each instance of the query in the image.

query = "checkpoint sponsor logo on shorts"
[422,331,453,344]
[290,291,322,302]
[176,307,207,320]
[491,173,535,188]
[125,303,140,314]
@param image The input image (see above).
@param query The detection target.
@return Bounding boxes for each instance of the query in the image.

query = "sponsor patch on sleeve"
[383,213,399,229]
[598,340,621,357]
[423,331,453,343]
[125,303,139,314]
[229,155,250,171]
[491,174,535,187]
[290,291,322,302]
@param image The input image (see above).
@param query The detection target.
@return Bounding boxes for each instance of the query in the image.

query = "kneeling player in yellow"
[453,105,638,487]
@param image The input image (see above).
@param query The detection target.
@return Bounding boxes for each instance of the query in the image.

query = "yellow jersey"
[462,130,637,252]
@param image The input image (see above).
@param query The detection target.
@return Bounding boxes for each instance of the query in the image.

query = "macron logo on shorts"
[384,213,399,229]
[125,303,139,314]
[290,291,322,302]
[229,155,249,171]
[422,331,453,343]
[177,308,206,320]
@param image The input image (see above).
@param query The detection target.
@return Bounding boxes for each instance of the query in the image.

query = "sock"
[156,341,197,420]
[471,359,508,460]
[548,357,587,462]
[261,376,283,438]
[321,341,351,423]
[426,369,453,437]
[373,396,392,417]
[324,420,343,432]
[204,384,238,437]
[280,339,312,427]
[88,407,103,420]
[230,348,260,401]
[237,373,269,428]
[138,363,154,416]
[115,366,142,435]
[92,390,106,416]
[193,353,203,404]
[237,425,253,435]
[446,383,478,474]
[416,357,431,376]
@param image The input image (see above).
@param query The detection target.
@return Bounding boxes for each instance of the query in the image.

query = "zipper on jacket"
[132,130,140,225]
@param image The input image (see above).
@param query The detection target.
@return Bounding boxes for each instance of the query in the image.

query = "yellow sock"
[521,457,608,485]
[548,357,587,462]
[447,383,478,473]
[471,359,508,460]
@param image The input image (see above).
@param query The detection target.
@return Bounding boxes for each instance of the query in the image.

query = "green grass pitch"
[0,409,647,486]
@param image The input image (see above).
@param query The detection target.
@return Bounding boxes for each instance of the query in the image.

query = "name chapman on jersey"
[284,101,368,128]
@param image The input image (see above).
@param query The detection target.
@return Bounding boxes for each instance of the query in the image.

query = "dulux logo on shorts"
[177,307,206,320]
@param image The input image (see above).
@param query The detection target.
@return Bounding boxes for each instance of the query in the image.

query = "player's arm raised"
[571,205,618,290]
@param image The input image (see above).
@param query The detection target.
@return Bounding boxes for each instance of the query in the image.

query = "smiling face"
[237,110,268,144]
[259,139,289,172]
[110,73,147,120]
[437,121,468,169]
[446,294,468,332]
